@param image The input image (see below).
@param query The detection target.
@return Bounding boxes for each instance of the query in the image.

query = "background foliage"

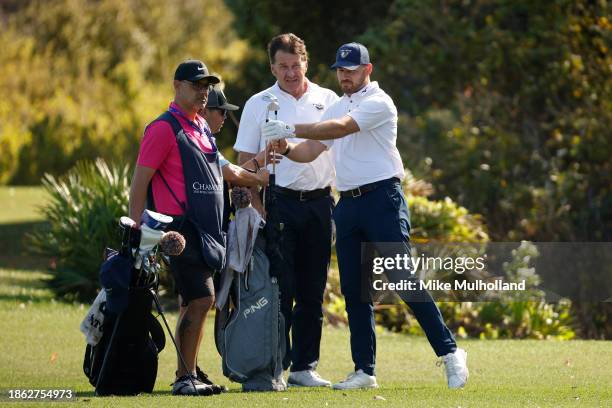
[0,0,247,184]
[1,0,609,338]
[28,160,130,299]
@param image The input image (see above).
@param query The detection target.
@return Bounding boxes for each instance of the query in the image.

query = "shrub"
[29,159,130,300]
[440,242,575,340]
[372,242,575,339]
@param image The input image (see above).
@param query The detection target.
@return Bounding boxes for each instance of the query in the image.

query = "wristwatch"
[282,144,292,156]
[251,157,261,171]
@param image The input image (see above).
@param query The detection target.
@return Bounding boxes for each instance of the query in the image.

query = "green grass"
[0,186,610,407]
[0,186,48,224]
[0,270,611,408]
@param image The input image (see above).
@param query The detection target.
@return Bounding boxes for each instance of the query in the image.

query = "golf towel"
[80,290,106,346]
[216,206,264,310]
[228,206,264,273]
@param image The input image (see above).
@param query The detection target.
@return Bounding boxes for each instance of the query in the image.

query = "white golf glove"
[262,120,295,141]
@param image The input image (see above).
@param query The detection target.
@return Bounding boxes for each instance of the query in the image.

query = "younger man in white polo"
[262,42,469,390]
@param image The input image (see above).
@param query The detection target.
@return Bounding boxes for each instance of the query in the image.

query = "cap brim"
[219,102,239,111]
[330,62,360,70]
[189,74,221,84]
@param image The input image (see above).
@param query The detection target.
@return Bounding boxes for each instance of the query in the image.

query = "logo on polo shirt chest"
[313,103,325,111]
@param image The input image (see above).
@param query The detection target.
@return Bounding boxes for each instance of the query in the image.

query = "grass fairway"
[0,187,610,407]
[0,186,49,224]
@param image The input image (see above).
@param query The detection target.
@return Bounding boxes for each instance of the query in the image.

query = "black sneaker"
[196,366,227,394]
[172,374,214,396]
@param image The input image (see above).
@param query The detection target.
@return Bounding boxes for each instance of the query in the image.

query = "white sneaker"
[442,348,469,389]
[288,370,331,387]
[277,376,288,391]
[332,370,378,390]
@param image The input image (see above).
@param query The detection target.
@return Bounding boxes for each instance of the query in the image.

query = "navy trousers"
[271,192,333,372]
[333,178,457,376]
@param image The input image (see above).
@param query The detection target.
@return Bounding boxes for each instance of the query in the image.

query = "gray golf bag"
[215,235,286,391]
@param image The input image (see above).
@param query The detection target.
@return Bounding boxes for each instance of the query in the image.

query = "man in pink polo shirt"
[129,60,270,396]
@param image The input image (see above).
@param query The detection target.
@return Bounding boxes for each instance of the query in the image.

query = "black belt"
[339,177,400,198]
[272,185,331,201]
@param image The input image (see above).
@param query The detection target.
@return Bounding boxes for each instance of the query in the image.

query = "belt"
[339,177,400,198]
[272,185,331,201]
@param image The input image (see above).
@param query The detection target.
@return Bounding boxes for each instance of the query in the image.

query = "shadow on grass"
[0,220,54,303]
[0,268,54,303]
[0,220,50,270]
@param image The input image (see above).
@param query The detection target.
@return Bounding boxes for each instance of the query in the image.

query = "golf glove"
[262,120,295,141]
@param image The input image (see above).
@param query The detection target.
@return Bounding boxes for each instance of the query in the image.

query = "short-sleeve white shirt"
[234,79,339,190]
[321,81,405,191]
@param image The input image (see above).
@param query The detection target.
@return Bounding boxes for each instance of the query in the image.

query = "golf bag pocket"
[197,228,226,271]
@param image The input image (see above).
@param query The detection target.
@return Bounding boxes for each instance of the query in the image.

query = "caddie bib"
[147,111,226,270]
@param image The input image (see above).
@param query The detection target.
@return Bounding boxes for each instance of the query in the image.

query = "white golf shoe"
[332,370,378,390]
[441,348,469,389]
[287,370,331,387]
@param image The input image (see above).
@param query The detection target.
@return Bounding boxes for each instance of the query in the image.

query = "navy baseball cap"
[174,59,220,84]
[207,88,239,111]
[331,42,370,70]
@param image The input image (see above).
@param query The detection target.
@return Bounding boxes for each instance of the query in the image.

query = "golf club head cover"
[231,186,252,208]
[159,230,186,256]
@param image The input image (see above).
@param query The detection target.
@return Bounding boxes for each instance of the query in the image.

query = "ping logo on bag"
[243,297,269,318]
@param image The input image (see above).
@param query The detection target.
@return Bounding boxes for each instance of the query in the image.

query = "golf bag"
[82,210,184,396]
[83,272,165,395]
[215,235,286,392]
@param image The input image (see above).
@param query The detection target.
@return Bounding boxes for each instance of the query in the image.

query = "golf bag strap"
[148,314,165,353]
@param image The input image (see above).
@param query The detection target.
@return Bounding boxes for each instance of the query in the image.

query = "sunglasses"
[184,80,213,92]
[210,108,227,118]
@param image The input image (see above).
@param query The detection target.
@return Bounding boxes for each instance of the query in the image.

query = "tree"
[0,0,248,184]
[360,0,611,242]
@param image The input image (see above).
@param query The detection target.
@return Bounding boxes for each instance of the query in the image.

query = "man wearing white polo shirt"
[262,42,469,390]
[234,33,338,387]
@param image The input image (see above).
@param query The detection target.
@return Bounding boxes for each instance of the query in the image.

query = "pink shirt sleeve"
[136,121,176,169]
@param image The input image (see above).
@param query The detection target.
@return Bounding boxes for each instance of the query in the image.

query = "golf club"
[262,93,280,207]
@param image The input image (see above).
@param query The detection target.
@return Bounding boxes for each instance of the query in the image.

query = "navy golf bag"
[83,268,165,395]
[82,210,181,396]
